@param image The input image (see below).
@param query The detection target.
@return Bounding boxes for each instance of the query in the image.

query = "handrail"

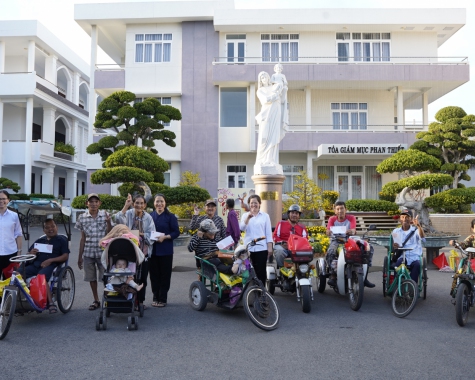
[95,64,125,70]
[254,124,427,133]
[213,56,469,64]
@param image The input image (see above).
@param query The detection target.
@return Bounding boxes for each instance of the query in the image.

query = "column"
[397,86,404,129]
[73,72,80,105]
[27,40,35,73]
[24,98,33,193]
[306,151,317,180]
[42,164,55,194]
[88,25,98,146]
[0,40,5,73]
[44,54,58,85]
[249,83,256,150]
[0,100,3,177]
[422,92,429,127]
[72,119,79,161]
[305,86,311,129]
[42,107,56,145]
[66,169,78,201]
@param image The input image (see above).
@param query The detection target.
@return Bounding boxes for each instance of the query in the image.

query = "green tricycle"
[381,237,428,318]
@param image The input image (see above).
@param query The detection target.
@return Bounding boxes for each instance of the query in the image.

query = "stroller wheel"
[134,316,139,330]
[127,316,133,331]
[95,315,102,331]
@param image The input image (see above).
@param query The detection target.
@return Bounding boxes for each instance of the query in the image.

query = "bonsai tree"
[168,171,210,218]
[283,171,323,218]
[0,177,20,193]
[411,106,475,190]
[86,91,182,199]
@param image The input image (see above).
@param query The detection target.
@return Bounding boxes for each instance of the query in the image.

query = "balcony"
[53,151,74,161]
[94,64,125,90]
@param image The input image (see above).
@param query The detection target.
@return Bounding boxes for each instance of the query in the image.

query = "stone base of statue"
[253,163,283,176]
[252,173,285,228]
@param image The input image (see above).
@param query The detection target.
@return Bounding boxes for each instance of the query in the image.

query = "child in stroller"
[106,258,143,294]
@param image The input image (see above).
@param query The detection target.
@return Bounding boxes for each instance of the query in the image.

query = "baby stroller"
[96,237,145,331]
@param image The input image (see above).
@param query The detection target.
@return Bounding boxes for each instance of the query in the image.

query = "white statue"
[254,70,287,175]
[271,63,289,131]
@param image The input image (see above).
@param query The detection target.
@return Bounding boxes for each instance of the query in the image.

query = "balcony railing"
[95,64,125,71]
[255,124,427,133]
[53,151,74,161]
[213,56,469,65]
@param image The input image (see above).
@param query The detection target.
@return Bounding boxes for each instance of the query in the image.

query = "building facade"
[0,20,90,200]
[75,1,469,200]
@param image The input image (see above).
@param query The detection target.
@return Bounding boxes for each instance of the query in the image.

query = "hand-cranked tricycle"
[0,200,76,340]
[189,237,280,331]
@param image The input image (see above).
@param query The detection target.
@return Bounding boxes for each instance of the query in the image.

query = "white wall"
[5,56,27,72]
[125,23,183,94]
[3,104,25,140]
[391,32,438,61]
[152,96,182,161]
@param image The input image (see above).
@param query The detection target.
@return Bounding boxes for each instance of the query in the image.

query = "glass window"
[135,33,172,63]
[261,34,298,62]
[336,32,390,62]
[227,165,246,188]
[317,166,334,191]
[282,165,303,193]
[220,88,247,127]
[331,103,368,130]
[365,166,381,199]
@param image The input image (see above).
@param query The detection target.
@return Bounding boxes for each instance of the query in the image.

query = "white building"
[75,1,469,200]
[0,20,90,199]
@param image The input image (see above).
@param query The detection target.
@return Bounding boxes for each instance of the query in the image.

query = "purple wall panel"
[182,21,219,195]
[86,170,112,196]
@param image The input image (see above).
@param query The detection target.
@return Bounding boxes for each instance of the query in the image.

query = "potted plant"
[54,141,76,156]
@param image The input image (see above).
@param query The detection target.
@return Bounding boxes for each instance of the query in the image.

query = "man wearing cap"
[75,193,113,310]
[391,208,425,283]
[273,205,308,267]
[190,199,226,242]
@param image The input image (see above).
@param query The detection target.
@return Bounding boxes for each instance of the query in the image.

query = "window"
[226,34,246,63]
[135,34,172,63]
[55,131,66,143]
[58,177,65,197]
[135,97,172,127]
[337,32,390,62]
[220,88,247,127]
[261,34,299,62]
[331,103,368,130]
[365,166,381,199]
[32,123,42,140]
[283,165,304,193]
[317,166,334,192]
[227,165,246,188]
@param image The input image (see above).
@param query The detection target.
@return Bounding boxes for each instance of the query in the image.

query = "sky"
[0,0,473,121]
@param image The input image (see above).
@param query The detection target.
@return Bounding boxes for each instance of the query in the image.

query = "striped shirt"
[187,235,218,257]
[189,215,226,242]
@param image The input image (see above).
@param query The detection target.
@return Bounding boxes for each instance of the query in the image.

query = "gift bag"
[449,250,461,271]
[29,274,47,309]
[433,253,449,270]
[2,262,19,279]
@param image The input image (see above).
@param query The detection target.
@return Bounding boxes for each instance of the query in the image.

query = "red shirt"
[273,221,308,243]
[326,214,356,232]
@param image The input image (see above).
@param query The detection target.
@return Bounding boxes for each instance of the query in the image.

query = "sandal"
[151,301,160,307]
[157,302,166,308]
[88,301,100,311]
[48,304,58,314]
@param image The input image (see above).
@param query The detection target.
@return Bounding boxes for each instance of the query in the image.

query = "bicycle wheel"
[348,271,364,311]
[243,286,279,331]
[0,290,17,340]
[300,285,311,313]
[422,258,428,300]
[455,282,470,327]
[317,274,326,293]
[382,256,388,298]
[57,266,75,313]
[391,279,418,318]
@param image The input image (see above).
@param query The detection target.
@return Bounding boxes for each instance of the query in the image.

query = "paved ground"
[1,227,470,379]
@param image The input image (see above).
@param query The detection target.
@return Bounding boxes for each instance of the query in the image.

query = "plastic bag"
[29,274,47,309]
[449,250,460,271]
[2,262,19,279]
[0,279,10,297]
[432,253,449,270]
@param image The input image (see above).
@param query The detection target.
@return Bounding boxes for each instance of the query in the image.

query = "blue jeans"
[395,257,420,283]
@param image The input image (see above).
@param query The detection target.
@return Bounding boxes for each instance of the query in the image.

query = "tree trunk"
[137,181,152,203]
[395,187,436,233]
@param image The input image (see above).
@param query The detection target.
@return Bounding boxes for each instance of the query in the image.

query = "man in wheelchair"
[23,218,70,313]
[391,209,425,283]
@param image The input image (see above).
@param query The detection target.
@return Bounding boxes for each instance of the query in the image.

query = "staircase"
[352,213,399,232]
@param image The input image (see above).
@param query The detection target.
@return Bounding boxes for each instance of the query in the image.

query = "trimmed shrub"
[345,199,399,213]
[72,194,126,210]
[425,187,475,213]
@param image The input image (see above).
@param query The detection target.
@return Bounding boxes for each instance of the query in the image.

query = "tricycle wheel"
[139,304,144,317]
[455,282,470,327]
[189,281,208,311]
[349,271,364,311]
[300,285,311,313]
[102,314,107,331]
[127,316,133,331]
[265,279,276,295]
[95,315,102,331]
[391,279,418,318]
[0,290,17,340]
[317,274,326,293]
[422,257,428,300]
[133,316,139,330]
[382,256,388,298]
[243,286,279,331]
[56,266,75,313]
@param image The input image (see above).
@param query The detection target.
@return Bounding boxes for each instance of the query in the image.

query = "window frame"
[220,87,248,128]
[226,34,246,63]
[283,165,304,193]
[135,33,172,63]
[336,32,390,62]
[331,103,368,130]
[226,165,247,188]
[261,33,299,62]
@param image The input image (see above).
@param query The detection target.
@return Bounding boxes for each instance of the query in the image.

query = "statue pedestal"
[252,174,285,228]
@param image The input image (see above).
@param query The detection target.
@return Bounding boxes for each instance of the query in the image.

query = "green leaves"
[377,149,441,174]
[345,199,398,213]
[381,174,453,194]
[91,167,154,184]
[435,106,466,122]
[0,177,21,192]
[425,187,475,213]
[71,194,126,210]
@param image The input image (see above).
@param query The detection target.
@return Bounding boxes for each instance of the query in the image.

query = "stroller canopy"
[101,237,145,270]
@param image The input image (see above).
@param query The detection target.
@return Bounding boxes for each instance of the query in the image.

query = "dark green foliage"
[91,167,154,184]
[157,186,211,207]
[118,182,169,198]
[71,194,126,210]
[345,199,399,213]
[54,142,76,155]
[104,146,168,173]
[379,191,397,202]
[0,177,21,192]
[381,174,453,195]
[425,187,475,213]
[377,149,441,175]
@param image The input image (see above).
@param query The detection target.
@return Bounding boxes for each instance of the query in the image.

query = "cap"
[287,204,301,214]
[400,208,413,218]
[87,193,101,201]
[199,219,219,234]
[205,199,217,207]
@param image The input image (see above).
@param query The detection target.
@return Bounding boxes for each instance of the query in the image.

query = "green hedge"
[147,186,211,208]
[425,187,475,214]
[345,199,399,213]
[71,194,126,210]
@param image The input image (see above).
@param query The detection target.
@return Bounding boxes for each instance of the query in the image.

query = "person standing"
[0,190,22,277]
[115,193,156,310]
[239,194,273,285]
[225,199,241,249]
[189,199,226,242]
[149,193,180,307]
[75,193,113,310]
